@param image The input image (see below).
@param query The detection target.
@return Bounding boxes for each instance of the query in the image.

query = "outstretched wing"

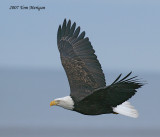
[79,72,144,107]
[57,19,106,102]
[103,72,144,107]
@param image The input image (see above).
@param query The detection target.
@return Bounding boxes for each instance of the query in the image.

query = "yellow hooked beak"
[50,100,58,106]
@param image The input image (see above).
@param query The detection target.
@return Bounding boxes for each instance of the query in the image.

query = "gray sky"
[0,0,160,73]
[1,1,160,134]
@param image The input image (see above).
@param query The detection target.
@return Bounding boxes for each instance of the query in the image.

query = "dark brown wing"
[78,72,144,107]
[57,19,106,102]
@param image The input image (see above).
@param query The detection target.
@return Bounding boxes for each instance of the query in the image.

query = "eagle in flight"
[50,19,144,118]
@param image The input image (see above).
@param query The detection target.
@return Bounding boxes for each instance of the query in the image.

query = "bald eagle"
[50,19,144,118]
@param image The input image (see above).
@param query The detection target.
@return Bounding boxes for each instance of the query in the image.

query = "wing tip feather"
[112,72,145,89]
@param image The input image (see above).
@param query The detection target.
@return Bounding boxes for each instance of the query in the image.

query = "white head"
[50,96,74,110]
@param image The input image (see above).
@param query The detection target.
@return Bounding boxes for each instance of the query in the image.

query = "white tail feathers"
[113,101,138,118]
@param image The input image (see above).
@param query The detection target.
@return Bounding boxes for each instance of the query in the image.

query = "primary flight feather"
[50,19,144,118]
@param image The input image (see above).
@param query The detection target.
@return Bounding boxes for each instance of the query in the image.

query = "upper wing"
[78,72,144,107]
[57,19,106,102]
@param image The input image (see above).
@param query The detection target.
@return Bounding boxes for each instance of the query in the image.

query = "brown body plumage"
[50,19,144,118]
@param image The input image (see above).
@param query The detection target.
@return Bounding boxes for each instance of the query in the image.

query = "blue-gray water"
[0,69,160,137]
